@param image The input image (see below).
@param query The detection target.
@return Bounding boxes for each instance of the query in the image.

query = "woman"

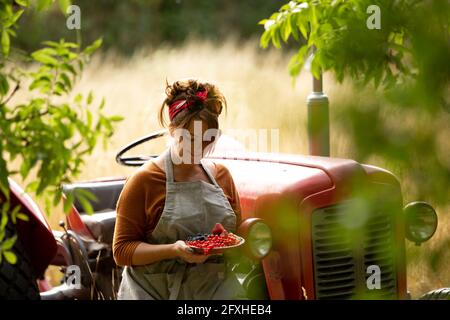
[113,79,247,300]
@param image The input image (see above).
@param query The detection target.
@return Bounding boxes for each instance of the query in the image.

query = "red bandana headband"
[168,89,208,121]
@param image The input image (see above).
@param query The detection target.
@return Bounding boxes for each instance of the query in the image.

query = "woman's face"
[171,119,219,164]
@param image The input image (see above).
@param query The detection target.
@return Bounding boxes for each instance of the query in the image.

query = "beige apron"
[117,146,247,300]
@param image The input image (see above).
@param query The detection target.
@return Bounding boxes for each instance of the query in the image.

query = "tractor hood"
[208,150,399,216]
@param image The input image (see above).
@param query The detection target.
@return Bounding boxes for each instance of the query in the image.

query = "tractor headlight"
[247,221,272,259]
[404,201,438,245]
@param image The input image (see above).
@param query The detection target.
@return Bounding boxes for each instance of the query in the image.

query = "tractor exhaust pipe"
[307,72,330,156]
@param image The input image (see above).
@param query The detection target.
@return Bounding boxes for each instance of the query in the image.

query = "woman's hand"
[172,240,210,264]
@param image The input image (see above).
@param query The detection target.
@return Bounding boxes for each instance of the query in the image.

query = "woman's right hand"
[172,240,210,264]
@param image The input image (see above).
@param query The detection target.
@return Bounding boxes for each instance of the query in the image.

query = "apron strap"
[168,263,187,300]
[164,146,174,184]
[200,158,220,187]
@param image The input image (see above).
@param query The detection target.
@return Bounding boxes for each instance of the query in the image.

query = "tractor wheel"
[419,288,450,300]
[0,219,40,300]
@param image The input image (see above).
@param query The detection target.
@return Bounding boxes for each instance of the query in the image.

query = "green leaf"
[288,45,308,77]
[319,23,333,35]
[2,30,11,57]
[85,109,93,127]
[299,22,308,39]
[259,30,272,48]
[99,97,105,110]
[310,3,318,31]
[42,40,60,48]
[19,159,30,180]
[4,10,24,28]
[84,38,103,55]
[258,19,268,26]
[52,187,63,207]
[25,181,39,193]
[29,80,50,92]
[109,115,124,122]
[58,0,71,14]
[290,14,300,41]
[8,29,16,38]
[76,193,94,215]
[15,0,30,6]
[36,47,59,56]
[280,3,291,11]
[36,179,47,196]
[296,10,309,39]
[75,188,98,202]
[74,93,83,104]
[11,9,24,24]
[16,213,29,222]
[62,63,77,76]
[311,54,322,80]
[281,17,292,42]
[0,212,8,230]
[10,205,21,224]
[0,145,9,200]
[78,59,84,72]
[100,115,113,133]
[37,0,53,11]
[61,41,79,49]
[1,235,17,251]
[271,28,281,49]
[0,74,9,96]
[87,91,94,104]
[1,200,10,215]
[3,251,17,264]
[393,32,403,45]
[63,192,74,214]
[59,72,72,90]
[31,50,58,66]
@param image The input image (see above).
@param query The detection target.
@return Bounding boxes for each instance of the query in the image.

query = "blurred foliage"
[0,0,123,263]
[15,0,283,55]
[260,0,450,207]
[261,0,449,295]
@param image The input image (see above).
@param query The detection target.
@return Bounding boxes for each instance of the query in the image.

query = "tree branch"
[1,81,20,105]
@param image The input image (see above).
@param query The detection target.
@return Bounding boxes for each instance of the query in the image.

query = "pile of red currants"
[185,223,241,255]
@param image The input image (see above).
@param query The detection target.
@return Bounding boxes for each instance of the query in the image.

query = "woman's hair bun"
[159,78,227,129]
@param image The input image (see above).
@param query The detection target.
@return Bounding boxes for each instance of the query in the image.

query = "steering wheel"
[115,129,168,167]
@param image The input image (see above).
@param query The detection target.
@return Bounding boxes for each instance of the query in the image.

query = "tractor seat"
[62,180,125,244]
[80,210,116,244]
[62,180,125,213]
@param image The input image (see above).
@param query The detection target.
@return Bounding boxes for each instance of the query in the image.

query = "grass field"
[9,38,449,299]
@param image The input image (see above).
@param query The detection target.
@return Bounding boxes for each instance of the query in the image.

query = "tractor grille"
[312,202,398,299]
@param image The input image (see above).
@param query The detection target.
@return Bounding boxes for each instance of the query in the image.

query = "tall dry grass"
[9,38,448,298]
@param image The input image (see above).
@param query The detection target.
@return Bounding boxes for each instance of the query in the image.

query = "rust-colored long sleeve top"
[112,160,242,266]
